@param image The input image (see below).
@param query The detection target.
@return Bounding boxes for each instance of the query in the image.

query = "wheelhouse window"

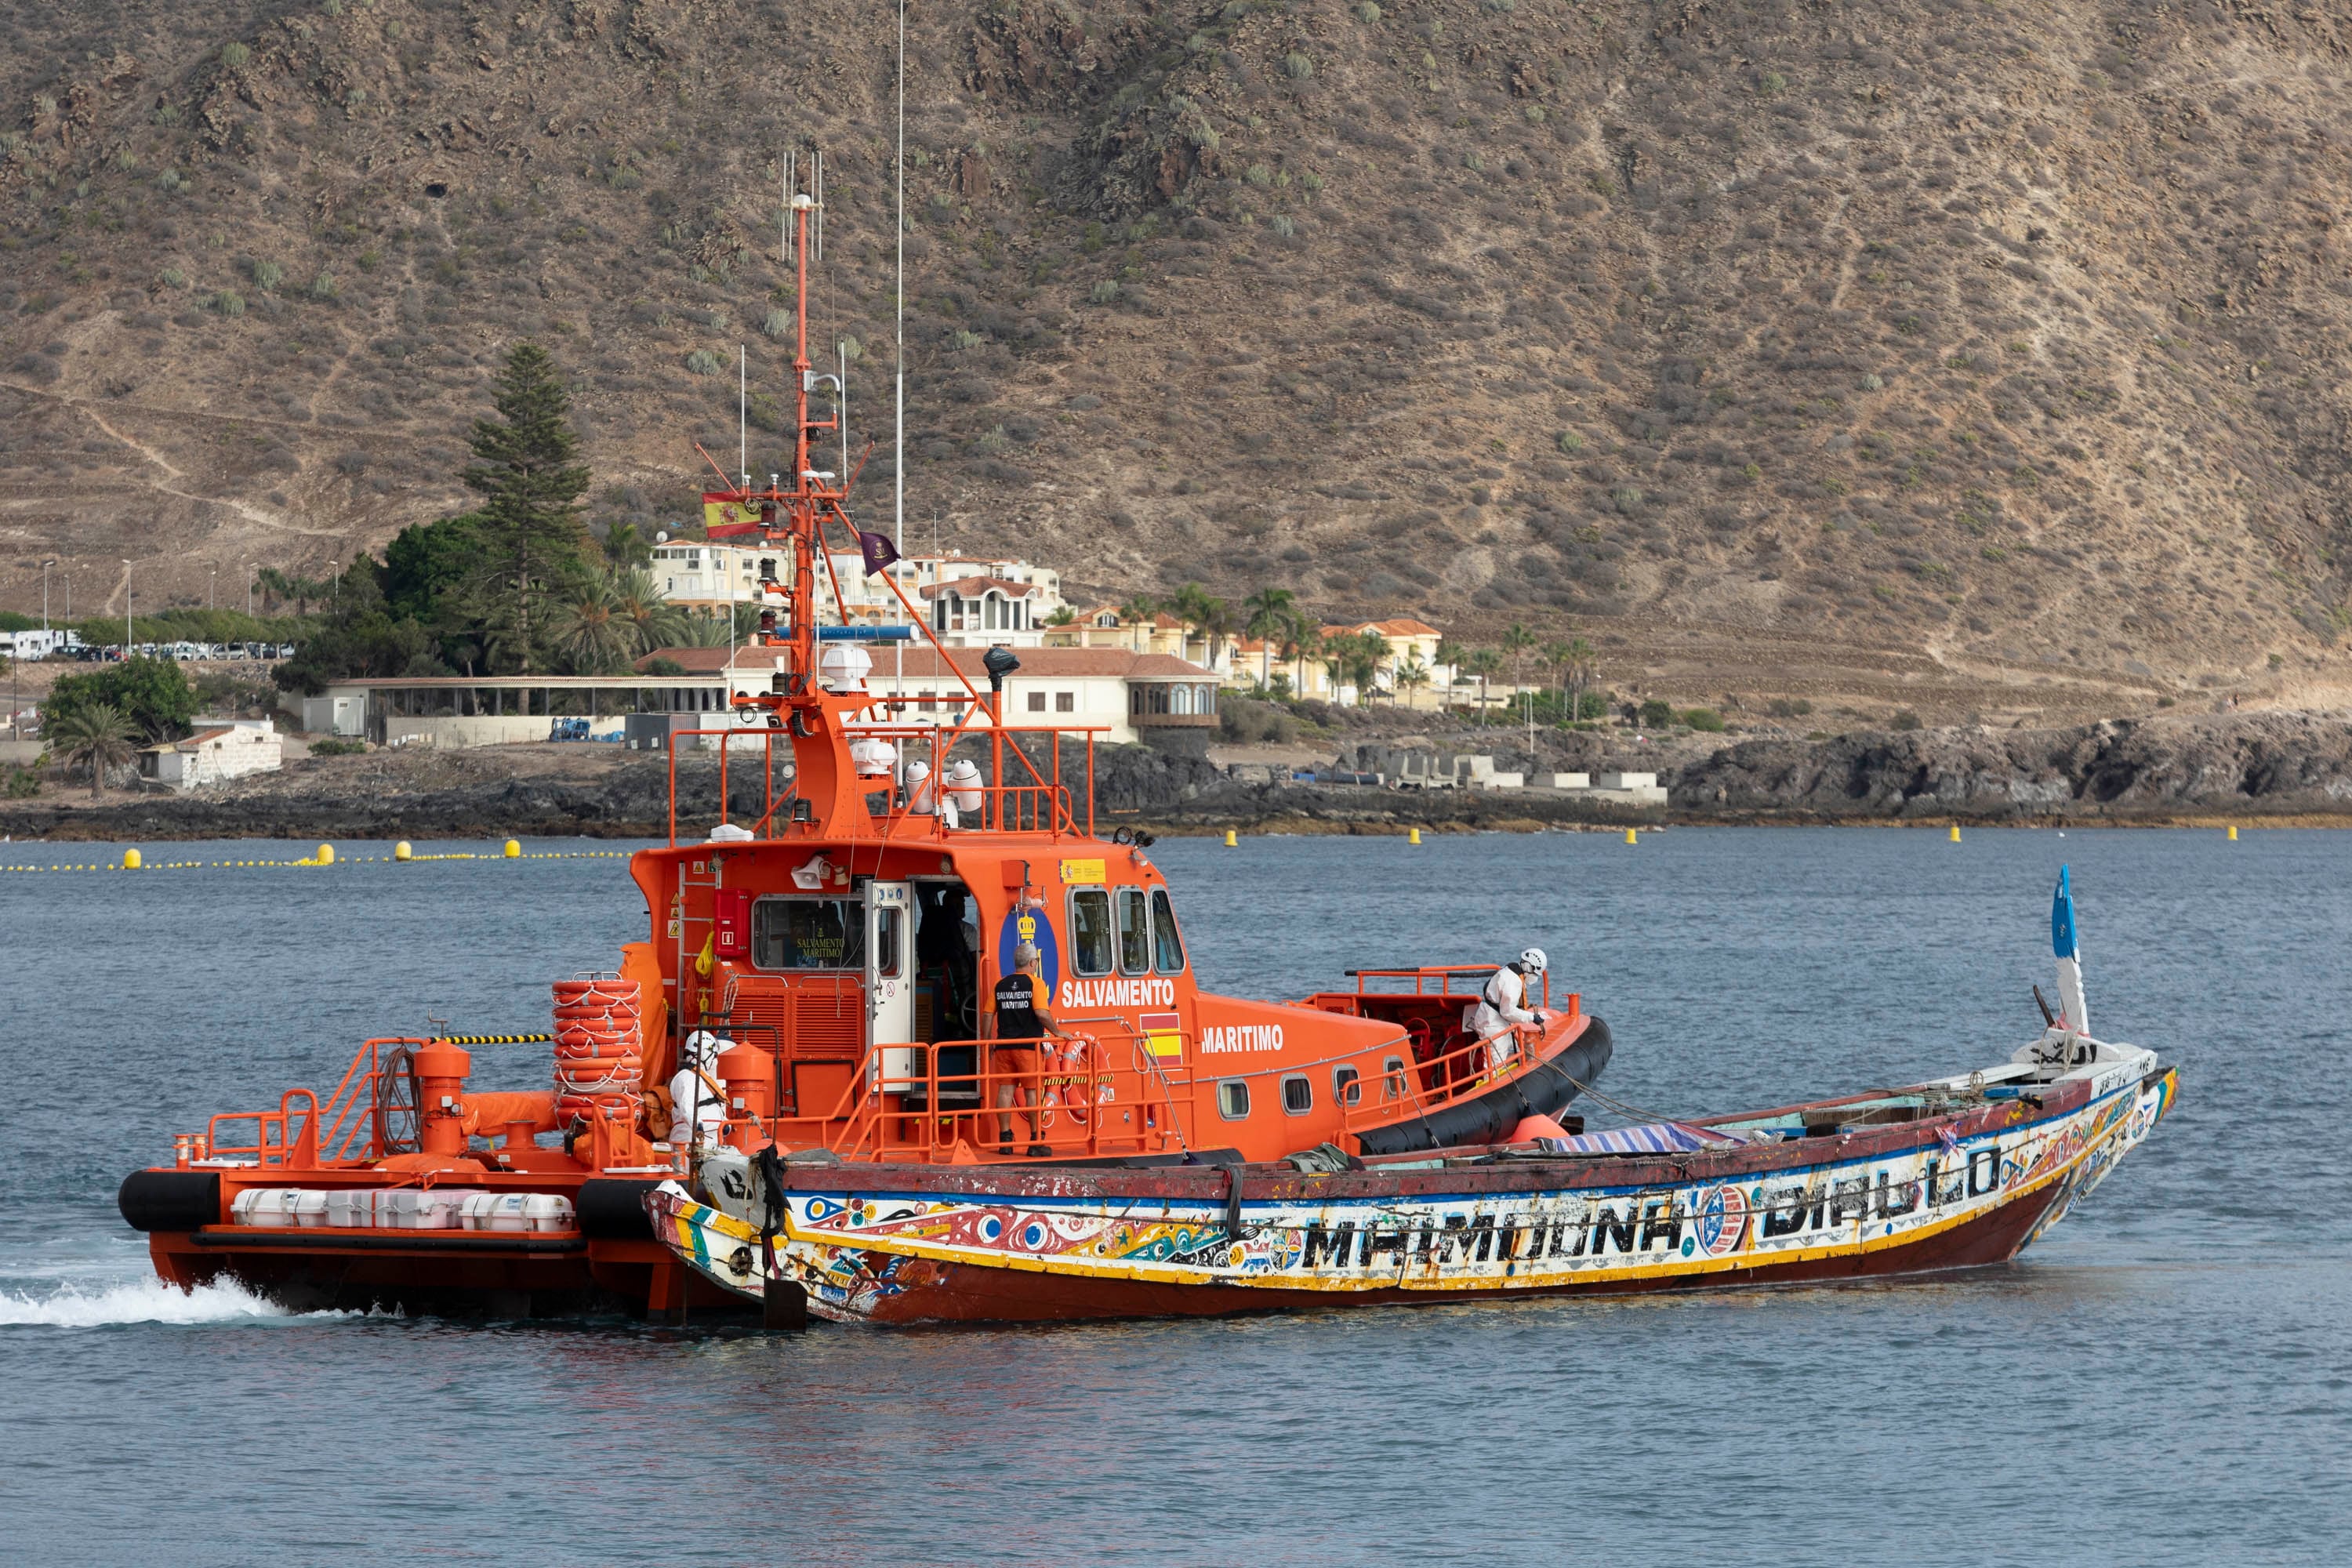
[1116,888,1151,975]
[753,898,866,971]
[1217,1080,1250,1120]
[1281,1075,1312,1115]
[1150,887,1185,974]
[1069,889,1115,977]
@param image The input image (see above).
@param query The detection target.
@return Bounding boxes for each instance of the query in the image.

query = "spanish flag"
[1139,1011,1184,1062]
[703,495,763,538]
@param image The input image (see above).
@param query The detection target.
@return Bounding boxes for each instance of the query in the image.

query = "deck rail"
[1339,998,1581,1137]
[746,1024,1188,1163]
[1345,964,1555,1011]
[662,720,1107,845]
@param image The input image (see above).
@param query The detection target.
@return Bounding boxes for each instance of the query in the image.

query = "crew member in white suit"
[1465,949,1550,1069]
[668,1030,731,1148]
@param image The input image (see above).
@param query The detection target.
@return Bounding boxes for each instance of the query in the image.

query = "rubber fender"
[577,1177,664,1240]
[1355,1015,1615,1157]
[118,1169,222,1232]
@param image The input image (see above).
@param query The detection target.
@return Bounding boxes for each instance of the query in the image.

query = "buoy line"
[0,848,637,873]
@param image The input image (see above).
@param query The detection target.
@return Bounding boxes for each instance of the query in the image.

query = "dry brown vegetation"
[5,0,2352,716]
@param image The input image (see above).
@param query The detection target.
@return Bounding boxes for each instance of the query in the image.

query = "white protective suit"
[667,1032,731,1146]
[1465,966,1541,1066]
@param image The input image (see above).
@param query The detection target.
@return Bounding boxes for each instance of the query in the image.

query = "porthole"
[1217,1080,1250,1120]
[1281,1074,1312,1115]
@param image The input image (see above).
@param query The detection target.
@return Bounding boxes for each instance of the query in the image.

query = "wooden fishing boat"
[649,1009,2174,1324]
[117,165,1608,1316]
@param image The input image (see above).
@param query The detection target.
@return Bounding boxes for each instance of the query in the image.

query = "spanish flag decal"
[1140,1011,1184,1062]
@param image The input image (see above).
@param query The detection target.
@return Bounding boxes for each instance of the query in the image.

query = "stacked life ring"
[552,976,644,1125]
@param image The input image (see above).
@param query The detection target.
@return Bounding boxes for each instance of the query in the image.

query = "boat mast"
[894,0,906,558]
[783,158,824,691]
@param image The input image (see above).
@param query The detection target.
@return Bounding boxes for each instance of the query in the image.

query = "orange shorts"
[991,1044,1041,1092]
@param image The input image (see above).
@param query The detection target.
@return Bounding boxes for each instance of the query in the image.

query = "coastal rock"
[1670,713,2352,819]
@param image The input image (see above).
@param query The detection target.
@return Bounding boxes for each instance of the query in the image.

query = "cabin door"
[866,881,914,1083]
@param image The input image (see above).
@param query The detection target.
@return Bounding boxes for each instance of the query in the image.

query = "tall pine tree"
[464,343,590,673]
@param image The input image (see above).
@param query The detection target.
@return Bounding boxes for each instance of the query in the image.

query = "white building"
[138,717,282,789]
[647,543,1068,641]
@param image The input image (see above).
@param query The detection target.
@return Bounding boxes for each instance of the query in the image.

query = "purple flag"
[858,529,901,577]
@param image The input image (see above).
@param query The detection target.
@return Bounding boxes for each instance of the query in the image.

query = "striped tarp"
[1537,1120,1737,1155]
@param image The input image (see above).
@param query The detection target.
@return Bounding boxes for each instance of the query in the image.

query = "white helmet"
[1516,948,1549,974]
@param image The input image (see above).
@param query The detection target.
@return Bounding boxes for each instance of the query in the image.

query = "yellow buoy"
[1624,827,1638,844]
[504,839,522,858]
[122,848,142,870]
[1223,829,1237,848]
[2227,824,2238,841]
[394,841,413,861]
[316,843,336,866]
[1949,825,1962,842]
[1408,827,1421,845]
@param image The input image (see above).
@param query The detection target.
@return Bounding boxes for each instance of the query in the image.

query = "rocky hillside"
[6,0,2352,713]
[1673,709,2352,819]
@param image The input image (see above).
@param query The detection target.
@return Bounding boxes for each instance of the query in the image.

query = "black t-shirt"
[993,971,1047,1042]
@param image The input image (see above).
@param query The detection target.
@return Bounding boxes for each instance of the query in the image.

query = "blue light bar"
[815,626,916,642]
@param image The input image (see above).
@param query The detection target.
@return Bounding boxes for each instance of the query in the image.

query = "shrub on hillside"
[45,656,198,742]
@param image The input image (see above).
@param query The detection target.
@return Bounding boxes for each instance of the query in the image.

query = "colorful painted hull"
[648,1051,2177,1325]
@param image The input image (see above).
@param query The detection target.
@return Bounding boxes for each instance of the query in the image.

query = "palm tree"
[549,564,638,674]
[1341,630,1388,706]
[1169,582,1232,671]
[607,564,689,656]
[1541,638,1575,713]
[602,521,652,568]
[256,567,333,616]
[49,701,136,800]
[1500,622,1537,730]
[1563,636,1597,721]
[1392,652,1432,709]
[1241,586,1298,691]
[676,610,736,648]
[1464,648,1504,724]
[1287,621,1323,699]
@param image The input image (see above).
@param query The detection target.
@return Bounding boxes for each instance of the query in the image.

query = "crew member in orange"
[991,942,1067,1156]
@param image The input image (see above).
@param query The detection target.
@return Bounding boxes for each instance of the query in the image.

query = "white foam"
[0,1275,329,1328]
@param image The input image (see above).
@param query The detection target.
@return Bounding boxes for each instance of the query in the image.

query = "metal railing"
[662,719,1108,845]
[1339,997,1581,1136]
[1345,964,1558,1012]
[745,1025,1187,1163]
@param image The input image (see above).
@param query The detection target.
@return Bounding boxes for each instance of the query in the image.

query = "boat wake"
[0,1275,340,1328]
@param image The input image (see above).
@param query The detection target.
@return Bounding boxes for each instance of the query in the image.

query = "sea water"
[1,829,2343,1565]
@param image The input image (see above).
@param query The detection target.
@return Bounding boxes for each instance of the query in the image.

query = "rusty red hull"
[839,1178,2067,1324]
[657,1060,2174,1324]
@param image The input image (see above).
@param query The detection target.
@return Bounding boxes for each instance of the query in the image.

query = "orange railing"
[206,1088,322,1168]
[1338,1000,1581,1138]
[196,1036,513,1168]
[663,720,1106,845]
[1346,964,1558,1013]
[747,1025,1187,1163]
